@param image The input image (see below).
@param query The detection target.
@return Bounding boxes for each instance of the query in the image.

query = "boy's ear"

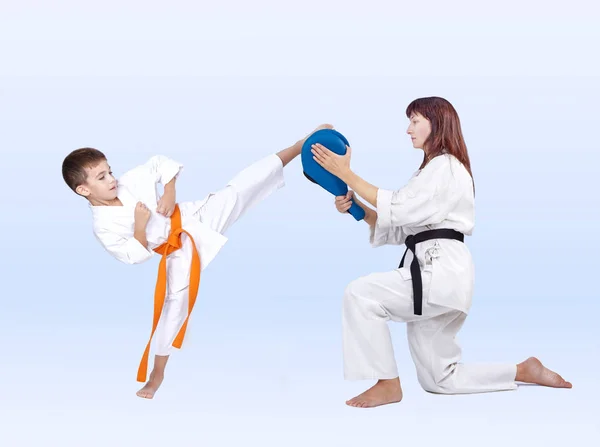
[75,184,90,197]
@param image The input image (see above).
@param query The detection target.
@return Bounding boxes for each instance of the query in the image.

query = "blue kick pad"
[301,129,365,221]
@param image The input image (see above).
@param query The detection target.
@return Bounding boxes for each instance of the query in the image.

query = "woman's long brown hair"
[406,97,474,192]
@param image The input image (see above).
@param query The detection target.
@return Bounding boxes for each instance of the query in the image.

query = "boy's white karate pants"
[197,154,285,236]
[343,270,518,394]
[154,154,284,356]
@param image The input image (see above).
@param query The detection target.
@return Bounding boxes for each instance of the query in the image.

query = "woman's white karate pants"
[342,270,518,394]
[154,154,284,356]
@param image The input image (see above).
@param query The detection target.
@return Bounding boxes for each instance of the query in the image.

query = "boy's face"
[75,159,118,202]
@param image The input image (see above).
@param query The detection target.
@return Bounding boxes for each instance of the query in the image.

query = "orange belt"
[136,204,201,383]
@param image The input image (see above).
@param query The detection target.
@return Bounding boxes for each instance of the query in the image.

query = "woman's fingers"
[335,192,354,213]
[336,201,352,213]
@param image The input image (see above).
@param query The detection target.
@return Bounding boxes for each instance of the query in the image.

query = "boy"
[62,124,333,399]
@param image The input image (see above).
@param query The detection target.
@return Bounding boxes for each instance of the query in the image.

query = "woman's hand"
[313,142,380,209]
[311,143,352,181]
[335,191,354,214]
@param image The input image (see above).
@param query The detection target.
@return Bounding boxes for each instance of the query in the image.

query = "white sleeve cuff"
[369,224,388,248]
[376,188,394,229]
[158,159,184,186]
[124,237,154,264]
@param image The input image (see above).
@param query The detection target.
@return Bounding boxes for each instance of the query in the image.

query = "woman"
[311,97,572,408]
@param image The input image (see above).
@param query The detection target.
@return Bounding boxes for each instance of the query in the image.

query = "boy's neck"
[89,197,123,207]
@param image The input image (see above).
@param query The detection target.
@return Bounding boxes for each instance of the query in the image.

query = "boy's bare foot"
[297,124,334,148]
[278,125,335,166]
[136,371,164,399]
[346,378,403,408]
[313,123,334,133]
[516,357,572,388]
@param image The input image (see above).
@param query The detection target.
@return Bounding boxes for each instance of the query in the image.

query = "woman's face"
[406,112,431,150]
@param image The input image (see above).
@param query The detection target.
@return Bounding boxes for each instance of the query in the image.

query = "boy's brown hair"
[62,148,107,193]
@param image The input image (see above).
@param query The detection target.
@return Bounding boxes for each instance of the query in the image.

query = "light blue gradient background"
[1,2,598,446]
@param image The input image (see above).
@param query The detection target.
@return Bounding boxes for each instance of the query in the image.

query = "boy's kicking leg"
[198,124,333,235]
[277,124,333,167]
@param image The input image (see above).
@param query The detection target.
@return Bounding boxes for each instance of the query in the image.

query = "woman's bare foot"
[516,357,572,388]
[346,378,403,408]
[136,371,164,399]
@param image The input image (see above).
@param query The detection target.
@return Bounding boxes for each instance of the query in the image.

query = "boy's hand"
[134,202,152,227]
[156,189,176,217]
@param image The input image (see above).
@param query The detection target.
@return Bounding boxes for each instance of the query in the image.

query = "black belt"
[398,229,465,316]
